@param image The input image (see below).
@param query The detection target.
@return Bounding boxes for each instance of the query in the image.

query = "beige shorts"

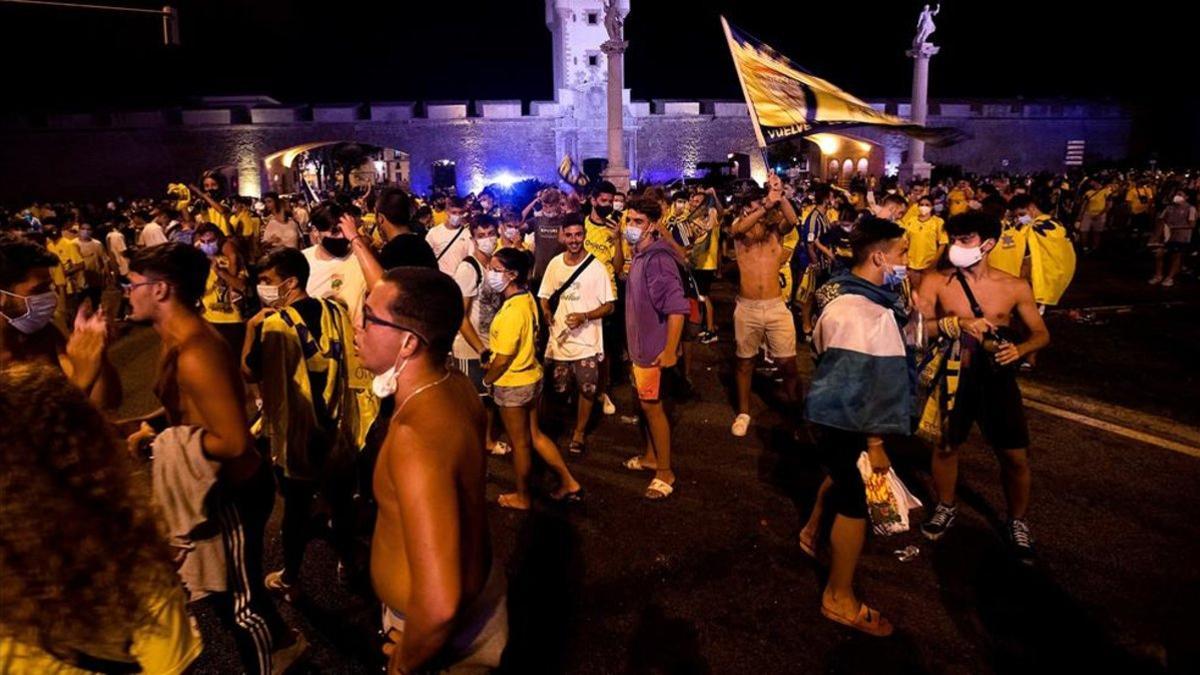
[734,296,797,359]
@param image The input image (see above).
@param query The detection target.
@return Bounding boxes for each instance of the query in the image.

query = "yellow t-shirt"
[201,257,243,324]
[779,227,799,301]
[1126,186,1153,215]
[230,212,261,240]
[1084,188,1111,216]
[488,292,542,388]
[46,238,84,293]
[902,215,948,270]
[948,189,970,217]
[0,586,202,675]
[206,207,232,238]
[584,220,618,277]
[690,209,720,272]
[901,203,920,222]
[990,218,1029,279]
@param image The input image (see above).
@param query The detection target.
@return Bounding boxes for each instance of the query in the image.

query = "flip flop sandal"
[567,440,586,455]
[489,441,512,456]
[551,487,585,504]
[821,603,894,637]
[644,478,675,501]
[623,456,654,471]
[497,494,530,511]
[798,534,818,559]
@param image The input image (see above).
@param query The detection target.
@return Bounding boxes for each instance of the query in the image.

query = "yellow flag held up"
[720,17,966,148]
[1026,216,1077,306]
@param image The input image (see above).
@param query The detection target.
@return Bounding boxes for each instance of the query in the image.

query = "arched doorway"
[263,142,410,198]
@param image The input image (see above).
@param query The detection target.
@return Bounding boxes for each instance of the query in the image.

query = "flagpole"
[721,16,771,182]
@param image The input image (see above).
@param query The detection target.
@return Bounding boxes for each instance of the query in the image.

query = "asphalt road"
[109,263,1199,674]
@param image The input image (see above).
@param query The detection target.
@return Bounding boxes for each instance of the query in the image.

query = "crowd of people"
[1,163,1196,671]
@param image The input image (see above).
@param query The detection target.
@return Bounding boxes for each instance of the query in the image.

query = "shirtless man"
[916,211,1050,565]
[0,233,118,409]
[729,174,800,437]
[356,267,506,674]
[124,243,304,673]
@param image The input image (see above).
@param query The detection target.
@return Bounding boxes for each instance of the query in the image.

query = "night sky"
[3,0,1196,160]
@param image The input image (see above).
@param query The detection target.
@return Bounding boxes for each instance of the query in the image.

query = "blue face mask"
[884,264,907,287]
[199,241,219,257]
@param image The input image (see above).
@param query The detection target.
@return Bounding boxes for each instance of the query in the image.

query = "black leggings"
[277,467,356,585]
[217,460,290,675]
[814,425,869,520]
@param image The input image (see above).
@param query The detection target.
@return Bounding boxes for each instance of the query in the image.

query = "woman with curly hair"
[0,364,202,673]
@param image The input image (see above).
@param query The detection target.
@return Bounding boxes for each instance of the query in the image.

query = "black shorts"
[813,425,869,520]
[947,356,1030,451]
[693,270,716,297]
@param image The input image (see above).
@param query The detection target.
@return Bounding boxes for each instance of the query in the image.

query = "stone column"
[600,39,631,193]
[899,41,938,186]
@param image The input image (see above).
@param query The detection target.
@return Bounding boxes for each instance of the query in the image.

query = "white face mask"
[0,289,58,334]
[948,243,985,268]
[448,214,463,227]
[257,279,291,307]
[503,227,522,241]
[613,201,625,211]
[1016,214,1033,225]
[476,236,498,255]
[1174,195,1187,205]
[918,205,933,217]
[485,269,510,293]
[372,334,416,398]
[623,225,644,245]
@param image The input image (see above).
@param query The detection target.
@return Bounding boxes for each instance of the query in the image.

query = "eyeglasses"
[361,305,425,342]
[120,280,162,293]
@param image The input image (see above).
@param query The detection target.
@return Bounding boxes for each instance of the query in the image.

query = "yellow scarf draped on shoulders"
[254,298,377,478]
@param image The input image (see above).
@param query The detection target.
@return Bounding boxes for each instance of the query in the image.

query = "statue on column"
[913,3,940,46]
[603,0,624,44]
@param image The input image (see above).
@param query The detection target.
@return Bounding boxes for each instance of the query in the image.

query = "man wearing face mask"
[195,224,249,351]
[915,211,1050,566]
[241,247,369,605]
[451,217,509,455]
[582,181,623,416]
[802,216,914,637]
[75,223,108,311]
[901,196,947,289]
[995,194,1077,309]
[190,172,232,238]
[303,200,368,327]
[426,197,475,277]
[1149,189,1197,288]
[0,234,118,409]
[355,267,508,673]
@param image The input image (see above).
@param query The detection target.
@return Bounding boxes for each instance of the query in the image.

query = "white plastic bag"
[857,452,924,536]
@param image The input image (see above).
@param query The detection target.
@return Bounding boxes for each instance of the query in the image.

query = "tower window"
[588,55,599,67]
[587,12,598,24]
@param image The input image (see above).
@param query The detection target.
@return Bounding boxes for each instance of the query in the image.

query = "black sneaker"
[699,331,718,345]
[1008,519,1036,565]
[921,503,958,541]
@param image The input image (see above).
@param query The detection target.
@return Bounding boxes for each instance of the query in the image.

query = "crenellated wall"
[0,97,1132,203]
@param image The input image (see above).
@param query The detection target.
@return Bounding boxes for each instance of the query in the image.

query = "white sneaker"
[1162,278,1175,287]
[601,393,616,416]
[731,414,751,437]
[1148,276,1162,285]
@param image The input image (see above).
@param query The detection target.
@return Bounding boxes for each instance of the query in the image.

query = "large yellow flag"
[1026,216,1077,306]
[721,17,965,148]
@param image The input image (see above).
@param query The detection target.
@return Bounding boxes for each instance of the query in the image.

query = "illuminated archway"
[262,141,410,196]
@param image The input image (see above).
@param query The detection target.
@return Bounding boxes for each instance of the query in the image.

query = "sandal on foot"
[623,456,655,471]
[821,603,894,637]
[551,487,585,504]
[497,494,530,511]
[567,440,586,455]
[644,478,675,500]
[798,534,818,559]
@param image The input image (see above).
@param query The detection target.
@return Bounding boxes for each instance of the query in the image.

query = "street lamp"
[0,1,180,45]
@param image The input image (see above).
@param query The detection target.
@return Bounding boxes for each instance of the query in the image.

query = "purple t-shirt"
[625,239,690,367]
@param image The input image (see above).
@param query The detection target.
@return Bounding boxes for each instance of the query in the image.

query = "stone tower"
[545,0,629,107]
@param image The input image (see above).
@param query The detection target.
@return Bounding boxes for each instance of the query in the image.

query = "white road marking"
[1025,399,1200,458]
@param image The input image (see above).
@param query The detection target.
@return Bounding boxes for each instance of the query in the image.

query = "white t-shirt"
[106,230,130,276]
[301,245,367,327]
[138,222,168,248]
[262,217,301,249]
[450,256,503,360]
[426,224,475,277]
[537,253,614,361]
